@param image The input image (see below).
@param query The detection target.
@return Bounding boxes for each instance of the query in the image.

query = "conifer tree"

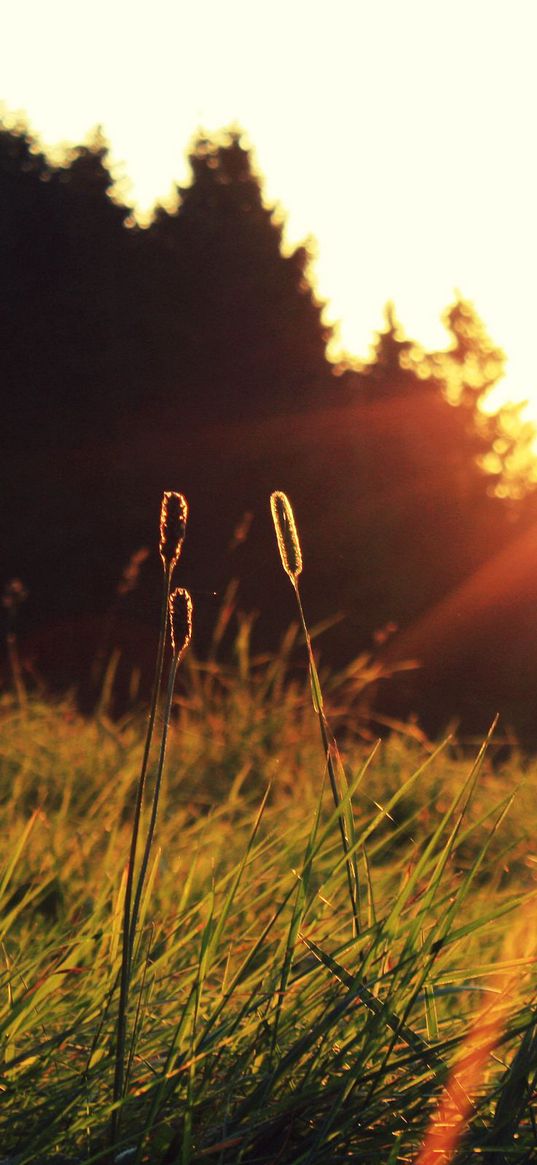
[145,130,332,419]
[49,128,138,434]
[0,119,56,443]
[357,302,423,397]
[423,295,537,501]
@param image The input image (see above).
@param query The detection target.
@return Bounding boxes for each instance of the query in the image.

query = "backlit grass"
[1,629,536,1162]
[1,489,536,1163]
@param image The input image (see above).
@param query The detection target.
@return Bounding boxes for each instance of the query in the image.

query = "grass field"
[1,491,537,1164]
[1,623,537,1164]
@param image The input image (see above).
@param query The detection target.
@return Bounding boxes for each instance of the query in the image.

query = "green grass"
[1,623,537,1163]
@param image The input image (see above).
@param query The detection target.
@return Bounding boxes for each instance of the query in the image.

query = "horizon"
[1,0,536,422]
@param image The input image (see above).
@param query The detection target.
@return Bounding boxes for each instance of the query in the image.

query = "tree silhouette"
[0,119,56,445]
[425,295,537,501]
[144,130,332,420]
[328,301,530,644]
[0,121,141,445]
[47,129,139,437]
[357,302,424,397]
[353,295,537,506]
[4,114,537,738]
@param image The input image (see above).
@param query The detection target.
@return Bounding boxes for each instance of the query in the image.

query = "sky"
[1,0,536,417]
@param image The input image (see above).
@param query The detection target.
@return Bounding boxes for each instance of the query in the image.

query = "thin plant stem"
[7,631,27,708]
[293,579,361,935]
[124,924,155,1098]
[129,651,179,967]
[111,564,172,1143]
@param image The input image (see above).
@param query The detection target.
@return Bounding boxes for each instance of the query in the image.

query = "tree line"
[2,116,537,741]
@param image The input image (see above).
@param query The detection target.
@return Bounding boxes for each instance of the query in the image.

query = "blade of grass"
[301,933,474,1119]
[112,565,172,1140]
[271,774,326,1056]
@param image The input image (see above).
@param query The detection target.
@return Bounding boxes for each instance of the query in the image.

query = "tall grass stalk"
[270,490,361,935]
[129,588,193,971]
[112,493,188,1143]
[3,578,28,709]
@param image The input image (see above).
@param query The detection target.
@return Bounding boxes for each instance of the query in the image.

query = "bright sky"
[1,0,536,417]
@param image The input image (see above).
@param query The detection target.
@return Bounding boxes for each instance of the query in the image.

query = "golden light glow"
[2,0,536,425]
[270,491,303,583]
[416,920,537,1164]
[169,587,193,661]
[159,492,188,574]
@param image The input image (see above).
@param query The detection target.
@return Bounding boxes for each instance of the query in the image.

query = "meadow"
[1,494,537,1164]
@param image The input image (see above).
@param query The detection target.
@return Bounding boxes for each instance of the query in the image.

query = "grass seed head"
[169,587,193,661]
[160,492,188,572]
[270,491,303,582]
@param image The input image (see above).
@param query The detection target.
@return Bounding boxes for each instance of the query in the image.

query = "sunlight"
[4,9,537,1149]
[2,0,536,430]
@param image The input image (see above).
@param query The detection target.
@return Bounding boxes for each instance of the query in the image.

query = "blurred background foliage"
[3,117,537,742]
